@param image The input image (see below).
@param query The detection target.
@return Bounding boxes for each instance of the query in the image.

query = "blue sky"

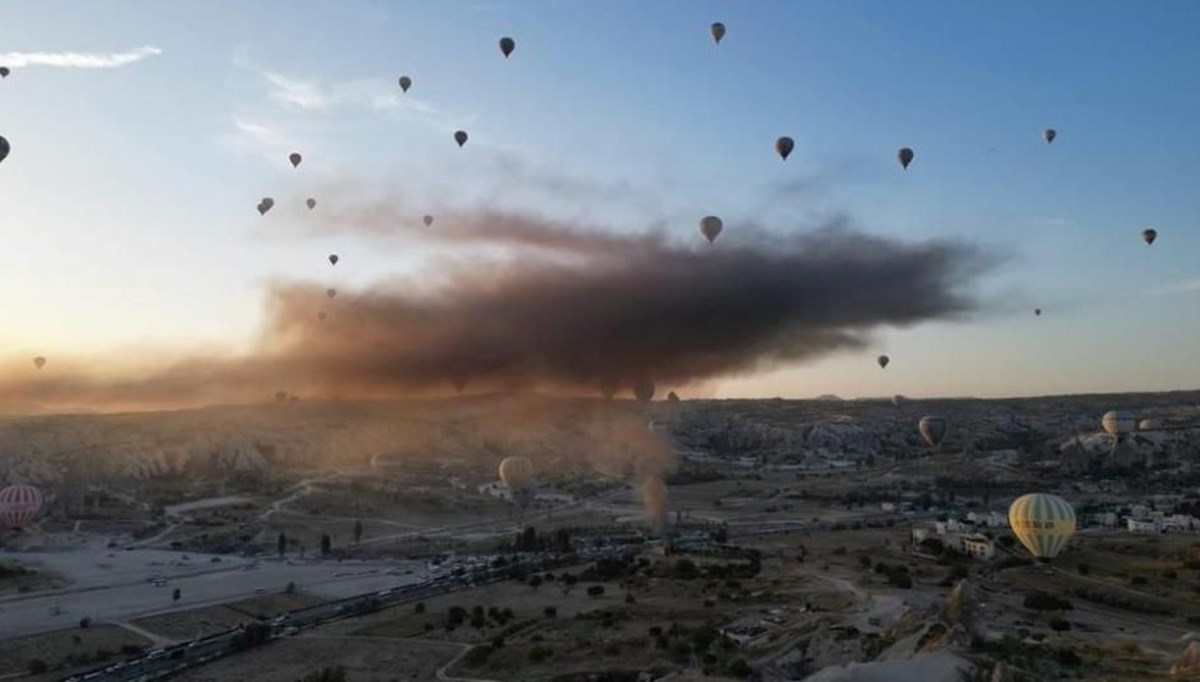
[2,0,1200,399]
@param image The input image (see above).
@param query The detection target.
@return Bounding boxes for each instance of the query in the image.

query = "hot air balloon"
[710,22,726,44]
[289,152,302,168]
[1138,418,1161,431]
[399,76,412,92]
[33,356,46,370]
[877,355,889,369]
[1042,128,1057,144]
[454,130,468,147]
[326,288,337,299]
[275,391,287,403]
[328,254,339,266]
[634,379,655,403]
[0,135,10,164]
[699,215,723,244]
[257,198,274,215]
[498,455,536,510]
[0,67,9,78]
[499,37,516,58]
[1142,229,1157,245]
[892,394,906,407]
[0,485,43,529]
[775,136,794,160]
[317,311,327,321]
[1035,308,1042,316]
[897,147,914,169]
[1101,409,1135,436]
[423,215,434,227]
[1008,493,1076,561]
[918,415,947,448]
[452,373,469,394]
[667,391,680,403]
[306,198,316,210]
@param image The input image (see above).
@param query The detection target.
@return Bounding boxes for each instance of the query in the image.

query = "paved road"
[0,554,426,640]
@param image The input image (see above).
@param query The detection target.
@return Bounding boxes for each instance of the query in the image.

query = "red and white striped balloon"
[0,485,44,529]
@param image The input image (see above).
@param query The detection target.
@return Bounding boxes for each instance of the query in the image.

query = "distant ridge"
[815,394,843,401]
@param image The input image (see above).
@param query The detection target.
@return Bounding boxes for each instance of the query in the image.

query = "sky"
[2,0,1200,405]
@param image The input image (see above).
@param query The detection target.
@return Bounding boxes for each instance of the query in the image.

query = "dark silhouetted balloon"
[317,311,327,321]
[667,391,681,402]
[275,391,287,403]
[289,152,302,168]
[710,23,726,44]
[634,379,655,403]
[699,215,723,244]
[306,198,316,210]
[0,135,9,164]
[775,136,794,160]
[328,254,339,266]
[1035,308,1042,316]
[1043,128,1056,144]
[399,76,412,92]
[918,415,947,447]
[454,130,468,147]
[33,356,46,370]
[1142,229,1157,245]
[877,355,889,369]
[452,373,469,393]
[0,67,9,78]
[897,147,914,169]
[499,37,515,58]
[257,198,274,215]
[326,288,337,299]
[423,215,434,227]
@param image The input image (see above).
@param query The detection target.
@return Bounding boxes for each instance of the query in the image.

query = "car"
[284,626,299,636]
[146,648,167,660]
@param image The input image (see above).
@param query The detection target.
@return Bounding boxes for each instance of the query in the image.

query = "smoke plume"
[0,204,994,412]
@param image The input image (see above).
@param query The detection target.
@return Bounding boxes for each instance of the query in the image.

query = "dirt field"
[0,624,152,679]
[170,634,463,682]
[131,592,326,641]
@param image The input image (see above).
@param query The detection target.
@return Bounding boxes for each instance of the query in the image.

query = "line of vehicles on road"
[61,547,620,682]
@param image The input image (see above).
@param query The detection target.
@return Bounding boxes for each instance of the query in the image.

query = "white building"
[477,482,513,501]
[881,502,896,513]
[1161,514,1197,532]
[961,534,996,560]
[934,519,964,535]
[1127,518,1159,534]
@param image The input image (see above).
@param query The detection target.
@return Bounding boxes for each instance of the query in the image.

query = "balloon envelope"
[699,215,723,244]
[877,355,889,369]
[897,147,914,169]
[499,37,515,57]
[289,152,302,168]
[1009,493,1075,560]
[328,254,339,266]
[710,22,726,44]
[634,379,655,403]
[1101,409,1135,436]
[1138,418,1161,431]
[33,356,46,369]
[918,415,947,447]
[1142,229,1157,245]
[326,288,337,299]
[317,311,327,321]
[1043,128,1056,144]
[423,215,434,227]
[1035,308,1042,316]
[306,198,316,210]
[0,67,9,78]
[498,455,535,490]
[454,130,468,147]
[399,76,412,92]
[0,135,10,164]
[775,136,794,160]
[0,485,43,529]
[451,373,469,393]
[258,198,274,215]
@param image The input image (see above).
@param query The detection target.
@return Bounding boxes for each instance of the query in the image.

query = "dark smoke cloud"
[0,205,995,411]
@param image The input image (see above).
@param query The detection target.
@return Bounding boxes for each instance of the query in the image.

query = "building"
[961,534,996,560]
[1161,514,1197,532]
[477,482,512,501]
[1127,518,1159,534]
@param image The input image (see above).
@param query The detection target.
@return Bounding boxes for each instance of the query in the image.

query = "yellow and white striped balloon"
[1008,493,1075,560]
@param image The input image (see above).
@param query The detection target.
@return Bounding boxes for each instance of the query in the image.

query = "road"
[0,553,426,640]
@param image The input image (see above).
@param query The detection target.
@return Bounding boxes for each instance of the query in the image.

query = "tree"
[277,532,287,558]
[415,602,426,614]
[285,581,296,595]
[543,606,557,618]
[79,616,91,629]
[529,575,543,590]
[172,588,181,604]
[353,519,363,545]
[587,585,605,598]
[321,534,332,556]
